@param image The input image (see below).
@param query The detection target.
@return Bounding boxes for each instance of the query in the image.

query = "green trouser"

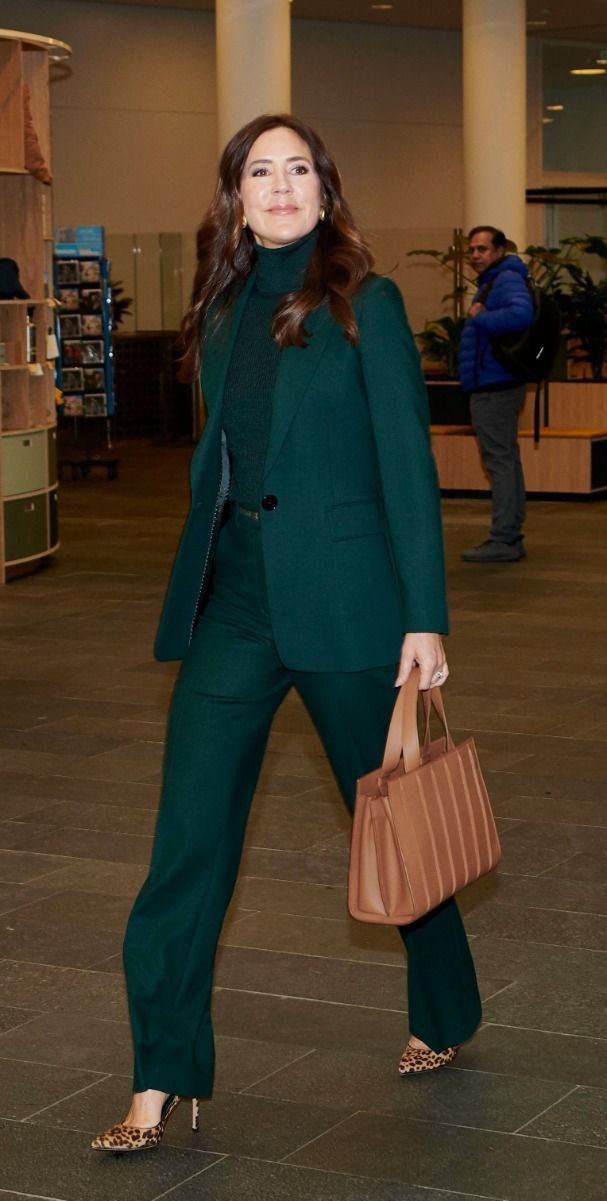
[123,504,481,1097]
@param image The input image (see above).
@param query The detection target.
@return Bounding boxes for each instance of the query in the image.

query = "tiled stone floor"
[0,439,606,1201]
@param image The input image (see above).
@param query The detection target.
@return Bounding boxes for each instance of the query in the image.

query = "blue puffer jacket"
[458,255,534,393]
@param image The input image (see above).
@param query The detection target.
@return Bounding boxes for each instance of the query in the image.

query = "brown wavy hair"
[179,113,374,382]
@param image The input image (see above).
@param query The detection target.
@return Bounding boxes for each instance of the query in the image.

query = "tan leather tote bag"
[348,669,501,925]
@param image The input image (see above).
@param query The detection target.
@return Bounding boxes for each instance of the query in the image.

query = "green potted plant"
[415,316,466,380]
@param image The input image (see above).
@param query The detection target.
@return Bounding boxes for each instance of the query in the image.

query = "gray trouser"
[470,385,526,543]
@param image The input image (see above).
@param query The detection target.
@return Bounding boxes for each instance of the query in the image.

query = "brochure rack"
[54,227,114,424]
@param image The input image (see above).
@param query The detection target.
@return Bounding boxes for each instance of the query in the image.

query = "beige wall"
[0,2,544,330]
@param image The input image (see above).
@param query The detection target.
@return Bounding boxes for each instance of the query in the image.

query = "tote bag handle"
[381,668,455,778]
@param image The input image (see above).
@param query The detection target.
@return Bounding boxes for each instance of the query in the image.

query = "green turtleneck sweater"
[222,227,318,504]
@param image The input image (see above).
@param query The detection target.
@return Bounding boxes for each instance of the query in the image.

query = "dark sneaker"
[462,539,525,563]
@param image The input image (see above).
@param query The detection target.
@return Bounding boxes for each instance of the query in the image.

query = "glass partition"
[543,41,607,173]
[104,233,197,333]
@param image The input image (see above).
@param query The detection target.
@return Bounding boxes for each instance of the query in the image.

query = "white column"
[216,0,291,155]
[463,0,527,250]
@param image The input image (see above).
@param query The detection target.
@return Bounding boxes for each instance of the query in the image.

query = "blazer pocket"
[327,498,386,541]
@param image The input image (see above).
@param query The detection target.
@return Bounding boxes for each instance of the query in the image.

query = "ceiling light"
[545,104,564,111]
[542,117,554,124]
[527,19,548,27]
[371,4,393,9]
[570,67,606,75]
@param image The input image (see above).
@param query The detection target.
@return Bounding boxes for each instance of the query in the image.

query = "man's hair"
[467,225,507,249]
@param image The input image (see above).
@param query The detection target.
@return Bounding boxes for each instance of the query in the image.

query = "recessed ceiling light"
[527,19,548,27]
[542,117,555,124]
[570,67,606,75]
[371,4,393,9]
[545,104,564,111]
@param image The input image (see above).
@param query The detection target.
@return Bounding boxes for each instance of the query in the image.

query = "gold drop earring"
[241,215,248,228]
[319,206,326,222]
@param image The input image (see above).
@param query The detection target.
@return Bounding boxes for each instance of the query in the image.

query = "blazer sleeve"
[357,275,449,634]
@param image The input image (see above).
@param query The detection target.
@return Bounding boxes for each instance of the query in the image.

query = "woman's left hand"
[395,632,448,690]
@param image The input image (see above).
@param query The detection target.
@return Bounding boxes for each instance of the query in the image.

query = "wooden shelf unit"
[0,29,71,582]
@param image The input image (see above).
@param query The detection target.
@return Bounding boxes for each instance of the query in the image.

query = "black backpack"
[479,273,561,383]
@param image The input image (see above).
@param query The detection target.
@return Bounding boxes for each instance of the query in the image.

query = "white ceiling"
[60,0,607,43]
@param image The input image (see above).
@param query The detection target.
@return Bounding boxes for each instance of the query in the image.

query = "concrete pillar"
[216,0,291,154]
[463,0,527,250]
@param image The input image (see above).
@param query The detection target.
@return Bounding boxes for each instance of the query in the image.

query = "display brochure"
[57,288,79,311]
[62,366,84,390]
[81,340,104,364]
[59,315,81,338]
[55,260,79,285]
[84,393,107,417]
[63,394,84,417]
[63,340,82,364]
[81,314,102,336]
[53,236,114,419]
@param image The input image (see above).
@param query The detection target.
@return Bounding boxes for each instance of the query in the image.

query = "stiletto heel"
[91,1093,182,1152]
[192,1098,200,1132]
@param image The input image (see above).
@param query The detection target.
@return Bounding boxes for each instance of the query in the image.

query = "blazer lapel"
[264,304,335,478]
[200,271,257,414]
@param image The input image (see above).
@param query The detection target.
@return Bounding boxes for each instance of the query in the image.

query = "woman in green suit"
[92,114,481,1153]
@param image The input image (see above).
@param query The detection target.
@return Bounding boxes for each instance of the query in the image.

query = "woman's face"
[240,126,322,249]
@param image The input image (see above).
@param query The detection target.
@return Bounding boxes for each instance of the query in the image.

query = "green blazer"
[154,272,448,671]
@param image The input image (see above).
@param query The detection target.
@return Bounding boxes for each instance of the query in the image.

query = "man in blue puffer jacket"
[459,226,534,562]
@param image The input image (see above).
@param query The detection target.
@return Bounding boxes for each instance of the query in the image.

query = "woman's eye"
[252,167,270,177]
[291,163,309,174]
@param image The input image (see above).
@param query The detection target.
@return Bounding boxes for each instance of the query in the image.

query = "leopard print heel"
[398,1042,459,1076]
[91,1094,189,1152]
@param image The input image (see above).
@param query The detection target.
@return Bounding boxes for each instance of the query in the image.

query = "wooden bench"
[430,425,607,496]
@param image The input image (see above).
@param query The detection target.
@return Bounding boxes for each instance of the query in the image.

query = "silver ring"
[433,670,444,681]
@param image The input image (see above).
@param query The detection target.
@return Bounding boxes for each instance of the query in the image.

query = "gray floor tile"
[26,859,147,896]
[14,800,157,837]
[239,844,350,885]
[493,793,607,828]
[213,1034,313,1091]
[213,989,407,1055]
[541,852,607,883]
[482,982,607,1039]
[0,882,66,916]
[0,1119,219,1201]
[8,890,133,932]
[460,1023,607,1087]
[163,1157,478,1201]
[0,1011,132,1074]
[0,960,125,1016]
[215,945,408,1010]
[0,916,122,969]
[0,1059,105,1120]
[464,900,607,951]
[0,1005,39,1034]
[497,823,607,877]
[0,771,159,809]
[287,1109,607,1201]
[1,826,153,865]
[521,1084,607,1148]
[244,794,348,852]
[219,909,405,966]
[0,848,84,883]
[232,875,348,920]
[472,872,607,916]
[244,1043,571,1133]
[468,936,607,990]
